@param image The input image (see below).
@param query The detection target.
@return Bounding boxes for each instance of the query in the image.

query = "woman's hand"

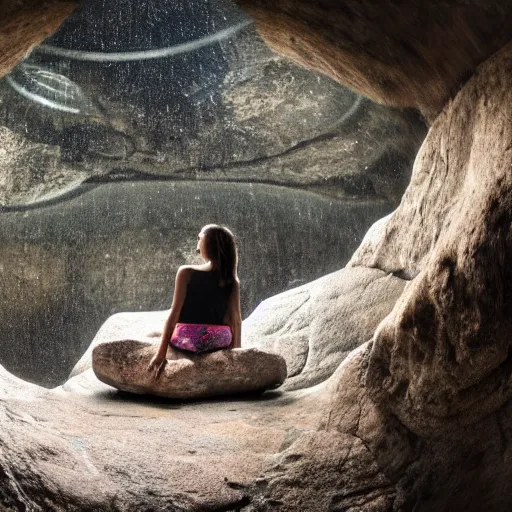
[147,354,166,377]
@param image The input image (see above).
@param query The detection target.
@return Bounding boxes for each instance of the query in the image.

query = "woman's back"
[178,269,233,325]
[148,224,242,370]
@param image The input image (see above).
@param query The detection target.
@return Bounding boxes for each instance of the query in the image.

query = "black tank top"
[178,270,233,325]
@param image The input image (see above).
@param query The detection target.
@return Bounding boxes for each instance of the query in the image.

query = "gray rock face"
[0,23,425,207]
[92,340,287,399]
[0,1,425,390]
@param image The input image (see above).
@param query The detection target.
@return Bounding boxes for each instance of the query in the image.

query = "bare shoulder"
[182,263,210,272]
[175,265,194,280]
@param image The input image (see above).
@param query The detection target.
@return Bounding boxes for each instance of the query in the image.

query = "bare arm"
[148,267,190,370]
[225,279,242,348]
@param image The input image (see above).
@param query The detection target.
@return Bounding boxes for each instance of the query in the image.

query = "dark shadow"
[89,386,295,411]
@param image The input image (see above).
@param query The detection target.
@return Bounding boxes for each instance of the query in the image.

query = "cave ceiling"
[0,0,426,207]
[5,0,512,123]
[234,0,512,120]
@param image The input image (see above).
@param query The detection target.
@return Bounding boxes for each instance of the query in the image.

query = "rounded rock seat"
[92,340,287,399]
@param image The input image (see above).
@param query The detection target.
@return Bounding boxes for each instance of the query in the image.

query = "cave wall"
[0,29,426,208]
[360,42,512,435]
[319,43,512,510]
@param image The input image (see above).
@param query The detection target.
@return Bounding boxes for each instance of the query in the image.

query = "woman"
[148,224,242,374]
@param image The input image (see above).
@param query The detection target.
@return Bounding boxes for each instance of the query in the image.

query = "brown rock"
[0,1,77,79]
[235,0,512,120]
[358,41,512,435]
[325,346,512,512]
[70,311,168,379]
[92,340,287,399]
[0,361,336,510]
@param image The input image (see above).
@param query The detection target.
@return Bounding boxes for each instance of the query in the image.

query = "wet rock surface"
[92,341,287,399]
[0,24,425,207]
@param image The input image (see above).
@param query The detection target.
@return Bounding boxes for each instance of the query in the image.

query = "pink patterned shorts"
[170,323,232,353]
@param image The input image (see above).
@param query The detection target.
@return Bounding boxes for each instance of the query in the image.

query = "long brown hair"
[202,224,238,286]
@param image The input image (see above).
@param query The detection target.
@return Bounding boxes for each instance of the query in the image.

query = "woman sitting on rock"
[148,224,242,374]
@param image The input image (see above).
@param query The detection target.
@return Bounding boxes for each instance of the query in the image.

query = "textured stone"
[235,0,512,120]
[1,1,512,510]
[0,1,76,79]
[243,266,405,390]
[324,346,512,512]
[0,25,425,207]
[92,340,287,399]
[0,362,332,510]
[357,42,512,435]
[70,266,405,390]
[69,311,167,379]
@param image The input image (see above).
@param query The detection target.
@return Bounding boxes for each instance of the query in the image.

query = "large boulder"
[244,265,405,390]
[92,340,287,399]
[70,265,405,390]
